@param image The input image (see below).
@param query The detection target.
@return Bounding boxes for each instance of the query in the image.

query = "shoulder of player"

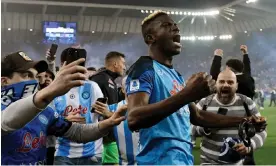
[236,93,253,103]
[85,80,100,87]
[90,72,109,82]
[127,56,154,79]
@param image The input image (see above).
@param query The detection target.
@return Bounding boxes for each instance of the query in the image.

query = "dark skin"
[127,14,264,131]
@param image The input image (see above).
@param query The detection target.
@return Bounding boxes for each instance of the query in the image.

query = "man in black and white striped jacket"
[192,69,267,165]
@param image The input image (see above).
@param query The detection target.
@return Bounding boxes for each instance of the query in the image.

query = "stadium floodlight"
[145,10,148,13]
[30,29,33,31]
[124,32,127,35]
[175,11,179,15]
[167,11,170,14]
[141,10,145,13]
[92,31,95,33]
[260,29,263,31]
[246,0,257,4]
[179,11,183,15]
[219,35,232,40]
[171,11,175,15]
[244,31,247,33]
[149,10,153,13]
[8,28,11,31]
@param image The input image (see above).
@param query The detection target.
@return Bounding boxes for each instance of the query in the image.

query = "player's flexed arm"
[127,72,266,131]
[127,72,214,131]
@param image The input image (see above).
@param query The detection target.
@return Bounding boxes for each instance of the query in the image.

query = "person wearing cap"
[1,51,127,165]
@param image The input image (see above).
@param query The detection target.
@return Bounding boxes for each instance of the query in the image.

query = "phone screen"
[217,108,228,115]
[97,97,107,104]
[66,48,87,66]
[91,98,108,113]
[49,44,58,57]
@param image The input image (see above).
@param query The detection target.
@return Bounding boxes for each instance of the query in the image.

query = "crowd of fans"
[1,11,271,165]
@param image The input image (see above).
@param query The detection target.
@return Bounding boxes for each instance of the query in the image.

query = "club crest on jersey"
[130,79,140,92]
[38,114,48,125]
[82,91,90,99]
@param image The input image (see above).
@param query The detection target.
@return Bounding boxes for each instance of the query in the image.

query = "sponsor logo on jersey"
[170,80,184,96]
[63,105,88,116]
[16,131,46,153]
[70,94,75,99]
[38,115,48,125]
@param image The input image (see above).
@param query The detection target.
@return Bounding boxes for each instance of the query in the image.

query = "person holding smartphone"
[192,69,267,165]
[52,48,105,165]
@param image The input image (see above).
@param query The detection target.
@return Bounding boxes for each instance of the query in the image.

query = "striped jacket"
[192,93,267,165]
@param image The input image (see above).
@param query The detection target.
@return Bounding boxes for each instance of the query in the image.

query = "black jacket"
[89,69,120,105]
[210,54,255,99]
[89,69,121,145]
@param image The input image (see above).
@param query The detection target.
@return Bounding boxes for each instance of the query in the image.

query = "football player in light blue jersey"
[93,76,139,165]
[125,12,265,165]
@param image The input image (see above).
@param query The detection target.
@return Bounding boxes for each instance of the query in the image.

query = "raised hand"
[46,49,56,63]
[184,72,216,102]
[214,49,223,57]
[45,58,88,98]
[240,45,248,54]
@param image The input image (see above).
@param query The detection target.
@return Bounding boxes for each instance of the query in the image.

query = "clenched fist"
[240,45,248,54]
[184,72,216,102]
[214,49,223,57]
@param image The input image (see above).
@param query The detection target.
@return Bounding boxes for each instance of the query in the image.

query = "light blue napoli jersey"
[109,100,139,165]
[53,80,103,158]
[126,56,193,165]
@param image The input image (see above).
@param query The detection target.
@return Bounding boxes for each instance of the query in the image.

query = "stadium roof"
[1,0,276,36]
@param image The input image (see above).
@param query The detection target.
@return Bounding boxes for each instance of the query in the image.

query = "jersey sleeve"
[196,98,206,110]
[126,70,154,96]
[245,96,260,116]
[47,108,72,136]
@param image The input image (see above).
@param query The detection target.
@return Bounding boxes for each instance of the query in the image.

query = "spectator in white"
[1,51,127,165]
[52,48,104,165]
[93,76,139,165]
[192,69,267,165]
[259,89,265,110]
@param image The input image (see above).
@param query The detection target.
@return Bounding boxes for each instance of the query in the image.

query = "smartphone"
[97,97,108,103]
[66,48,87,66]
[217,108,228,115]
[91,97,108,113]
[49,44,58,57]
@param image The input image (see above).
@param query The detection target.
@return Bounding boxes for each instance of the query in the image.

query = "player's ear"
[1,77,9,86]
[146,34,155,45]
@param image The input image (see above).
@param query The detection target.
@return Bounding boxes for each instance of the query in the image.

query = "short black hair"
[105,51,125,65]
[87,67,96,71]
[226,59,244,73]
[141,11,168,44]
